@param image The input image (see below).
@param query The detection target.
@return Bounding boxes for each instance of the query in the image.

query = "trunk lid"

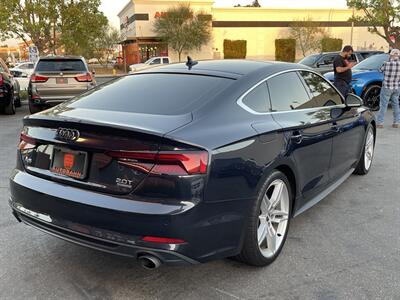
[20,107,193,195]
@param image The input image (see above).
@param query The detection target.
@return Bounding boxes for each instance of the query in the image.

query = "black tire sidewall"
[29,100,41,114]
[4,90,16,115]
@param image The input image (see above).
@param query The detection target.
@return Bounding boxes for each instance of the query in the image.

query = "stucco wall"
[119,1,390,62]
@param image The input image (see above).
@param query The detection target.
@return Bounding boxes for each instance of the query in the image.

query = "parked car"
[299,51,383,74]
[10,60,375,269]
[0,58,20,114]
[10,61,35,78]
[28,56,96,114]
[10,70,30,93]
[129,56,171,73]
[324,53,395,111]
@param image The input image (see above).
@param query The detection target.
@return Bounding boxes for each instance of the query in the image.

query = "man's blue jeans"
[377,87,400,125]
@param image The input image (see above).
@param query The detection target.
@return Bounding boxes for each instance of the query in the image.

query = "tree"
[0,0,59,53]
[92,25,121,66]
[289,18,327,57]
[347,0,400,48]
[0,0,107,56]
[153,4,212,62]
[60,0,108,57]
[235,1,261,7]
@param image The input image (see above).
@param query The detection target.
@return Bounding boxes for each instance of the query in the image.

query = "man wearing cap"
[333,45,356,98]
[376,49,400,128]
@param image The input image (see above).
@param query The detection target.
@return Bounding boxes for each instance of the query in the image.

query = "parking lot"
[0,104,399,300]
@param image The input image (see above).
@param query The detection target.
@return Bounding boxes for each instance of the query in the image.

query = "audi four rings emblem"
[56,128,80,141]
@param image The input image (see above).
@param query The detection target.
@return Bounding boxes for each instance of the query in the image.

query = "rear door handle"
[291,131,303,144]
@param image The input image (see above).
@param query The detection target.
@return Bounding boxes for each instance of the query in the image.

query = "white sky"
[100,0,348,28]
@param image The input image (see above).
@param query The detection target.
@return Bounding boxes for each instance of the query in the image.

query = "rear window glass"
[36,59,86,72]
[68,73,233,115]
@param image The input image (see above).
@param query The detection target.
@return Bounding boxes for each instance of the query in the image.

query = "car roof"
[38,55,84,60]
[140,59,308,79]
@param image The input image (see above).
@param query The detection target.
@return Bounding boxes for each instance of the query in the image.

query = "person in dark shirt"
[333,45,356,98]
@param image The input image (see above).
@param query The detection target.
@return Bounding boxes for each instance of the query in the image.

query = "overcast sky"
[100,0,348,28]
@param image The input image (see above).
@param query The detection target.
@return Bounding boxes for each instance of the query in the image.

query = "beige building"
[118,0,388,64]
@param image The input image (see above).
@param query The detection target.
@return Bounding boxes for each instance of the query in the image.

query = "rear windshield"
[36,59,86,72]
[67,73,233,115]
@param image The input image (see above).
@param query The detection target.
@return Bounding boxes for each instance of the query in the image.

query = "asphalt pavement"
[0,104,399,300]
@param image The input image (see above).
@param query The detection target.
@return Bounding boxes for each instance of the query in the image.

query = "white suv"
[129,57,170,73]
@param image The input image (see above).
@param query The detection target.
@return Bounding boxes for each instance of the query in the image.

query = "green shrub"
[275,39,296,62]
[223,39,247,59]
[321,38,343,52]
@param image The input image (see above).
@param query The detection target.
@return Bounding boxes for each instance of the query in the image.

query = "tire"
[4,90,16,115]
[237,170,292,267]
[354,125,375,175]
[29,100,42,114]
[15,96,21,108]
[362,85,381,111]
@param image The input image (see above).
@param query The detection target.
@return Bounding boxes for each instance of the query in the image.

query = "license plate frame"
[56,77,68,84]
[50,147,88,180]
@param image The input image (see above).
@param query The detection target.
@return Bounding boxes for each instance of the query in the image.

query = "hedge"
[275,39,296,62]
[321,38,343,52]
[223,39,247,59]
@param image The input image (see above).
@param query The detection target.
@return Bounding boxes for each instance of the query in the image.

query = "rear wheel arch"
[275,165,297,216]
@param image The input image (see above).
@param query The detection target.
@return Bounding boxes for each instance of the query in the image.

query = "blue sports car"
[325,53,394,111]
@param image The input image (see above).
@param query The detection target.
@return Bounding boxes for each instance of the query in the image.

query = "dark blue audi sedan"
[9,60,376,269]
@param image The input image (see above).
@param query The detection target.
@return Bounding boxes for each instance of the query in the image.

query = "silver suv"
[28,56,96,114]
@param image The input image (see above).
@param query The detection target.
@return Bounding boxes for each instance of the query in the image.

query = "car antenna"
[186,56,198,70]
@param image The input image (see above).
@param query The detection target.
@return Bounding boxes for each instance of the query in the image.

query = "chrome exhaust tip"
[137,255,162,270]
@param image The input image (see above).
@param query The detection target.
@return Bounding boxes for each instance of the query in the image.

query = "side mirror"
[91,69,96,76]
[345,93,363,108]
[21,73,28,78]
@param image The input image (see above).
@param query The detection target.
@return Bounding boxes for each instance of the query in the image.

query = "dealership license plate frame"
[56,77,68,84]
[50,147,88,180]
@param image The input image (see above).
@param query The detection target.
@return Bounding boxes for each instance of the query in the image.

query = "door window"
[298,71,343,107]
[318,54,336,66]
[163,58,169,64]
[242,82,270,113]
[150,58,161,65]
[267,72,311,111]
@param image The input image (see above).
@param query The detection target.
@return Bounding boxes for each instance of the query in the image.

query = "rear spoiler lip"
[23,110,207,150]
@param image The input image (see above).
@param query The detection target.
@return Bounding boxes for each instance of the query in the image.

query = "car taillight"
[75,73,93,82]
[0,74,3,85]
[19,133,36,150]
[107,151,209,176]
[31,74,48,83]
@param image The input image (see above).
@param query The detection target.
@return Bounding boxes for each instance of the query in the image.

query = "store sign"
[154,11,167,18]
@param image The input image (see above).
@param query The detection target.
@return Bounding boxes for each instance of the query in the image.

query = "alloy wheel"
[364,128,374,171]
[364,87,380,111]
[258,179,289,259]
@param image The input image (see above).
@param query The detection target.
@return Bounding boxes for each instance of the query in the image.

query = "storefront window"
[139,43,168,62]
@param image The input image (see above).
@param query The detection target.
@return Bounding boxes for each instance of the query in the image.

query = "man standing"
[376,49,400,129]
[333,45,356,98]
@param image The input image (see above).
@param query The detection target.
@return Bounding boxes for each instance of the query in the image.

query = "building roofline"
[117,1,133,18]
[212,7,352,12]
